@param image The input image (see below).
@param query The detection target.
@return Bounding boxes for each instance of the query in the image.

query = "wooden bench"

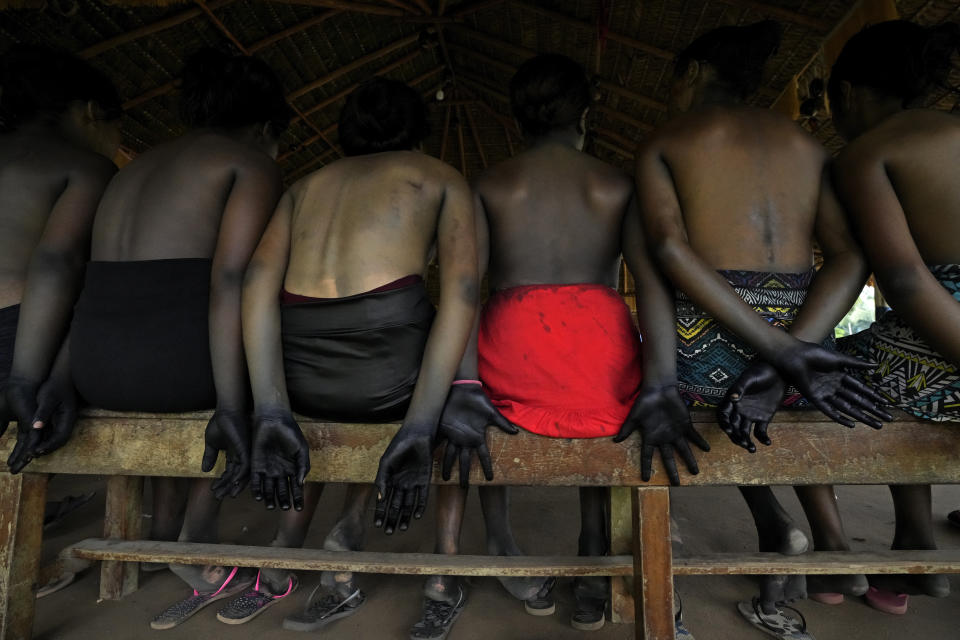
[1,408,959,640]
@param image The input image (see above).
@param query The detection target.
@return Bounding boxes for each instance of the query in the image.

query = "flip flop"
[737,598,816,639]
[864,586,908,615]
[36,572,76,598]
[808,592,843,605]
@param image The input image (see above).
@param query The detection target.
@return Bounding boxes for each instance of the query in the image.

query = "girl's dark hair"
[0,44,121,133]
[828,20,960,107]
[338,78,429,156]
[674,20,782,99]
[510,54,591,137]
[179,48,291,136]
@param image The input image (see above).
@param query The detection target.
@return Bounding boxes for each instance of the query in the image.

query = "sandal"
[150,566,251,630]
[283,585,365,631]
[217,571,298,625]
[864,586,908,615]
[737,597,816,639]
[36,572,76,599]
[808,592,844,605]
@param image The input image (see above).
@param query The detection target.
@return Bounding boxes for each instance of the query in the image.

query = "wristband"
[452,379,483,387]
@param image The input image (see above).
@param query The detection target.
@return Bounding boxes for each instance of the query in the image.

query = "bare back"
[283,151,462,298]
[91,131,278,261]
[0,128,115,306]
[475,142,632,290]
[655,106,826,271]
[857,110,960,264]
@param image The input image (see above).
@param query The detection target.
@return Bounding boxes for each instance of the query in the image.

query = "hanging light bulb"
[436,87,445,101]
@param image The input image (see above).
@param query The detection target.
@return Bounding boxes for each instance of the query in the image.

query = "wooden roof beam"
[408,0,432,14]
[80,0,236,59]
[196,0,341,156]
[248,10,341,53]
[450,40,663,123]
[449,0,509,19]
[288,34,420,101]
[447,24,535,59]
[464,104,488,169]
[378,0,423,14]
[592,126,638,153]
[714,0,834,31]
[596,79,666,112]
[283,78,443,167]
[510,1,672,60]
[267,0,406,16]
[592,104,653,133]
[291,56,438,126]
[593,137,634,160]
[445,41,515,75]
[123,79,179,111]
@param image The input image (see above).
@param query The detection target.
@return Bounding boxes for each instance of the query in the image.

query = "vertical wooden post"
[632,486,674,640]
[99,476,143,600]
[0,472,47,640]
[609,486,635,623]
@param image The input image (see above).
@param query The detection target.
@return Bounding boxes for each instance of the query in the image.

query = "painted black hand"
[718,361,786,452]
[374,424,433,534]
[28,374,78,459]
[250,411,309,511]
[6,378,42,474]
[614,385,710,486]
[437,384,518,488]
[772,342,892,429]
[202,410,251,499]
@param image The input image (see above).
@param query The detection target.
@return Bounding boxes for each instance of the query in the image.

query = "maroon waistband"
[281,274,423,305]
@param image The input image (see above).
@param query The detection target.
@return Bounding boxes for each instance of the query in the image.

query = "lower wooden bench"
[1,408,958,640]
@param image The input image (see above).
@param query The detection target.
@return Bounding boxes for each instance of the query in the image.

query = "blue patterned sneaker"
[737,597,816,639]
[216,571,298,625]
[150,566,251,630]
[676,615,695,639]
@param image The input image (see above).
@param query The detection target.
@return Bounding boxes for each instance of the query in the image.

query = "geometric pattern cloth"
[676,268,825,408]
[839,264,960,422]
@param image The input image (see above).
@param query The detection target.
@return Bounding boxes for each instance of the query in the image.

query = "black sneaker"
[283,585,366,631]
[409,587,467,640]
[216,572,298,625]
[571,595,606,631]
[524,577,557,616]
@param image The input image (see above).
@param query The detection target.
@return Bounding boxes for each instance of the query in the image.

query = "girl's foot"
[216,571,298,625]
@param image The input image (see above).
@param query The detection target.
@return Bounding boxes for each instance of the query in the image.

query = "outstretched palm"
[614,384,710,485]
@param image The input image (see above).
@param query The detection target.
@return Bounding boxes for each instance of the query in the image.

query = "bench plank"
[2,409,957,486]
[67,539,960,576]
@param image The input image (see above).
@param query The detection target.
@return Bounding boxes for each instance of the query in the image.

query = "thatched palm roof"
[1,0,957,181]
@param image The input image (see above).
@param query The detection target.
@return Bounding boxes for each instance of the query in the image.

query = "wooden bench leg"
[632,486,674,640]
[0,472,47,640]
[610,486,635,623]
[99,476,143,600]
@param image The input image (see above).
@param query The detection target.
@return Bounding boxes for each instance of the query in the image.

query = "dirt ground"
[34,476,960,640]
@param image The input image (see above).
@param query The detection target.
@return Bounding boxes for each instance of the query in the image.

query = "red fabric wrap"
[478,284,643,438]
